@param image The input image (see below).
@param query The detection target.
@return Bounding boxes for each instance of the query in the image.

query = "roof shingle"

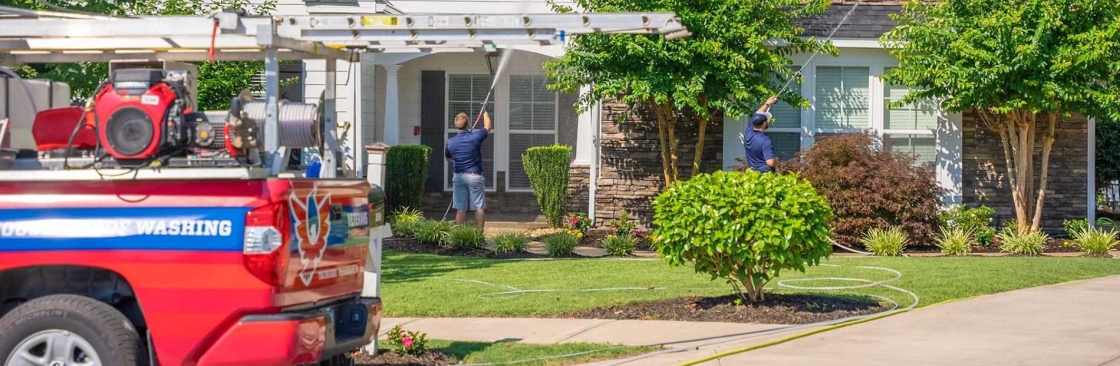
[797,4,901,39]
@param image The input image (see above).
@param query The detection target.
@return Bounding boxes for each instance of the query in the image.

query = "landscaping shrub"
[1072,227,1119,255]
[939,205,996,247]
[653,170,833,303]
[385,145,431,213]
[601,234,636,256]
[416,220,453,246]
[523,145,573,227]
[390,207,425,238]
[447,225,486,249]
[934,226,974,256]
[1064,219,1090,239]
[998,228,1048,256]
[860,226,910,256]
[544,233,578,256]
[492,232,531,254]
[778,133,942,249]
[387,325,429,357]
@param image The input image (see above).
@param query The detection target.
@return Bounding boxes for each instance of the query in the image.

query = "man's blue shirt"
[743,128,775,173]
[446,129,489,173]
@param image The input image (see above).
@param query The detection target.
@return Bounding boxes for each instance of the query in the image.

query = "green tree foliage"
[653,170,833,303]
[3,0,277,109]
[522,145,572,227]
[882,0,1120,234]
[1096,119,1120,190]
[545,0,834,186]
[385,145,432,213]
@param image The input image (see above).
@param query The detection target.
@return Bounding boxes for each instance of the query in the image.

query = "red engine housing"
[94,82,182,161]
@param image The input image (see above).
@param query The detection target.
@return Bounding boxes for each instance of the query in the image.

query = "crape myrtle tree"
[545,0,836,186]
[882,0,1120,234]
[4,0,281,110]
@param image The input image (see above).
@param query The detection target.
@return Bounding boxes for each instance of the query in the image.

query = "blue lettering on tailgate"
[0,207,248,252]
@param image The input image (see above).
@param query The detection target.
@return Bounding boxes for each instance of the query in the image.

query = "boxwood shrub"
[523,145,572,227]
[386,145,431,213]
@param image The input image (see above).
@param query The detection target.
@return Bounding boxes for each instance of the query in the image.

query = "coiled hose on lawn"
[451,262,919,366]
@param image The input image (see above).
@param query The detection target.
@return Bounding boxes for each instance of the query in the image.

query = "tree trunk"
[652,100,673,186]
[989,109,1059,235]
[692,114,708,176]
[691,97,711,178]
[667,111,680,183]
[1030,112,1058,232]
[740,268,765,303]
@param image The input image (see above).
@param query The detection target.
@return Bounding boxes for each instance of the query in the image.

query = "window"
[883,68,938,167]
[446,74,496,190]
[887,134,936,167]
[815,66,870,130]
[507,75,558,191]
[765,132,801,160]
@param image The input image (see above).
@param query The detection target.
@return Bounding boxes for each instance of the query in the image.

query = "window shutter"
[421,71,446,193]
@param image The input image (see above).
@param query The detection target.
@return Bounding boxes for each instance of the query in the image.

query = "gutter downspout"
[1089,117,1097,226]
[589,95,601,224]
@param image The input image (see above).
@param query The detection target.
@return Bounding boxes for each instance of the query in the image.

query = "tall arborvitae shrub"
[385,145,431,213]
[523,145,572,227]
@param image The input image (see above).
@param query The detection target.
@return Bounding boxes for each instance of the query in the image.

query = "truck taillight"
[244,202,289,286]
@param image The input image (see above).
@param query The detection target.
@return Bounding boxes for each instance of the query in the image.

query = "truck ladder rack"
[0,8,689,181]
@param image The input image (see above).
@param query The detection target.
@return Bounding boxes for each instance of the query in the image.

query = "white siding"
[722,48,963,204]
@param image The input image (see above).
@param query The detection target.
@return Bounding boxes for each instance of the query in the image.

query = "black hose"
[61,108,88,170]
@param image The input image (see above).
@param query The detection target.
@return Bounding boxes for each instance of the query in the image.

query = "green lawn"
[381,252,1120,317]
[418,340,654,366]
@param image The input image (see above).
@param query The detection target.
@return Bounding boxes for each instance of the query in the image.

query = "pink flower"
[402,336,413,349]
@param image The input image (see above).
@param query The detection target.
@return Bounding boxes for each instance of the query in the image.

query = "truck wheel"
[0,295,145,366]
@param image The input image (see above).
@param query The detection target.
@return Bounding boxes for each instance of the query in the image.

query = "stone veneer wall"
[421,167,592,222]
[580,101,724,227]
[961,110,1089,235]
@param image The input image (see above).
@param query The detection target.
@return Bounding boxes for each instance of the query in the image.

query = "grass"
[419,340,654,366]
[381,251,1120,317]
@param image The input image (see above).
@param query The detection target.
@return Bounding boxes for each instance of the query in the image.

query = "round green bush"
[653,170,834,302]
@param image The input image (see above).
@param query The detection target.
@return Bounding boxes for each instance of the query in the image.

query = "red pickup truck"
[0,177,386,366]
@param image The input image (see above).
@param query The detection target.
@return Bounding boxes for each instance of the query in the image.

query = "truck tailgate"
[273,180,371,308]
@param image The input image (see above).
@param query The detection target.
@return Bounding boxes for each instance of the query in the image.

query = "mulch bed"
[384,237,578,259]
[579,228,656,251]
[903,238,1081,254]
[354,350,453,366]
[563,293,886,325]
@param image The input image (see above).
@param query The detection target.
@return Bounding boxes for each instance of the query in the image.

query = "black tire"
[0,294,146,366]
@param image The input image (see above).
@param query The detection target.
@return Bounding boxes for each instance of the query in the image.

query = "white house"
[272,0,1094,232]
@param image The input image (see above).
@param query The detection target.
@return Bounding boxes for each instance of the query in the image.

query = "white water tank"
[0,77,71,149]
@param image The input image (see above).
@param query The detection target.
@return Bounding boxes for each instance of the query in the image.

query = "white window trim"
[505,74,560,193]
[444,72,498,193]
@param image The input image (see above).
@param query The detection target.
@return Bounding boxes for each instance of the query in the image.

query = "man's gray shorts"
[453,173,486,211]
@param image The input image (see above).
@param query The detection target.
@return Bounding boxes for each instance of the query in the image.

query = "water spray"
[442,48,515,221]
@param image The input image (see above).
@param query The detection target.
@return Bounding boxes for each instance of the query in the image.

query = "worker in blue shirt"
[445,111,492,228]
[743,96,780,173]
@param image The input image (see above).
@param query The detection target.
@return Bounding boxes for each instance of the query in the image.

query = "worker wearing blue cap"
[742,96,780,173]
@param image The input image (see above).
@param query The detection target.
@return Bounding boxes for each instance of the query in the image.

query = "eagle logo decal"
[289,186,332,286]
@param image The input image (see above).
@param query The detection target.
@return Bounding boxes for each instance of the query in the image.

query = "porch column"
[382,64,401,146]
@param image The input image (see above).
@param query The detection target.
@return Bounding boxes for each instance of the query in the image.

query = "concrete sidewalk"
[608,275,1120,366]
[384,275,1120,366]
[379,317,788,347]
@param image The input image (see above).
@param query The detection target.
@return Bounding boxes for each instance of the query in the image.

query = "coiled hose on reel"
[239,100,321,149]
